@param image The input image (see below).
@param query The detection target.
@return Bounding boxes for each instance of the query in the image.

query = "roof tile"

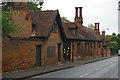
[30,10,58,37]
[62,22,103,41]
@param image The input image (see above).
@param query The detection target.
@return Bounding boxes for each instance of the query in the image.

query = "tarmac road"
[32,56,118,78]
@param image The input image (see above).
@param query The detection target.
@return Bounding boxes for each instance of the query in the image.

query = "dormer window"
[73,25,78,34]
[32,23,36,32]
[51,23,57,33]
[30,30,36,37]
[30,23,36,37]
[68,25,78,34]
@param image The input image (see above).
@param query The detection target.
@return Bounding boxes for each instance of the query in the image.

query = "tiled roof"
[62,22,84,40]
[62,22,103,41]
[82,26,103,41]
[30,10,58,37]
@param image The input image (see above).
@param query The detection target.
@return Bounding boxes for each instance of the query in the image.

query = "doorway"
[36,45,41,66]
[58,43,61,62]
[63,42,70,61]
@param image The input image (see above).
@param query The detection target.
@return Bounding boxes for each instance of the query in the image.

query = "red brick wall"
[2,21,63,72]
[11,9,32,38]
[103,46,111,56]
[42,24,63,65]
[71,41,103,61]
[2,36,43,71]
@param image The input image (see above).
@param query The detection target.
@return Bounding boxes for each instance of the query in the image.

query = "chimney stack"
[13,0,28,8]
[102,31,106,37]
[74,7,83,35]
[95,23,99,30]
[94,23,100,35]
[74,7,83,25]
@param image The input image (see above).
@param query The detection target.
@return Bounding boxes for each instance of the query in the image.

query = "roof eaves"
[67,38,103,42]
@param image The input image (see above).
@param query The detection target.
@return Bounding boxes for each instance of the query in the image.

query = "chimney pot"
[75,7,78,18]
[95,23,99,30]
[102,31,106,37]
[79,7,83,18]
[94,23,100,35]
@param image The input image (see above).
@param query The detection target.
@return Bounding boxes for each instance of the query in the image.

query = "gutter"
[67,38,103,42]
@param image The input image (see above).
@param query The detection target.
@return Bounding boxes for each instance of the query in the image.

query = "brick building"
[2,2,65,72]
[102,31,111,56]
[2,2,111,72]
[62,7,103,61]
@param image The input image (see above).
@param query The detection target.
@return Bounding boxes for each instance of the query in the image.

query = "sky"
[42,0,119,35]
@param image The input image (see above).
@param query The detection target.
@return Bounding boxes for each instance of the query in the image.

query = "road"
[32,56,118,78]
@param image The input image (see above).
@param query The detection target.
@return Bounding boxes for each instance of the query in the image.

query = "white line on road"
[80,72,91,78]
[80,67,104,78]
[95,67,103,71]
[96,69,98,70]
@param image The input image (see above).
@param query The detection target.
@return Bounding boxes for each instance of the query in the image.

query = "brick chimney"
[13,2,27,8]
[74,7,83,34]
[13,0,28,8]
[11,1,32,38]
[94,23,100,35]
[75,7,83,25]
[102,31,105,37]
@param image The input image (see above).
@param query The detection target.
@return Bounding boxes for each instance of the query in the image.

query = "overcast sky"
[42,0,118,35]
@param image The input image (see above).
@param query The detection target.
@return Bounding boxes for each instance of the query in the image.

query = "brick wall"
[2,36,43,72]
[103,46,111,57]
[2,20,63,72]
[42,24,63,65]
[11,9,32,38]
[71,41,103,61]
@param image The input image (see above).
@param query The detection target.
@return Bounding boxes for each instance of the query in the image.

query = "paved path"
[32,56,118,78]
[2,56,116,80]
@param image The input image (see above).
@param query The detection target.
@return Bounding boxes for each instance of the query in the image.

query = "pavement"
[33,56,118,78]
[2,55,116,80]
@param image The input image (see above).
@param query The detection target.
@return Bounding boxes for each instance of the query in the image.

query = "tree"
[118,34,120,50]
[61,17,71,22]
[1,1,44,34]
[2,2,44,11]
[112,33,116,36]
[110,41,118,55]
[1,12,24,34]
[110,36,118,42]
[106,33,119,55]
[27,2,44,10]
[88,24,95,29]
[2,2,13,11]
